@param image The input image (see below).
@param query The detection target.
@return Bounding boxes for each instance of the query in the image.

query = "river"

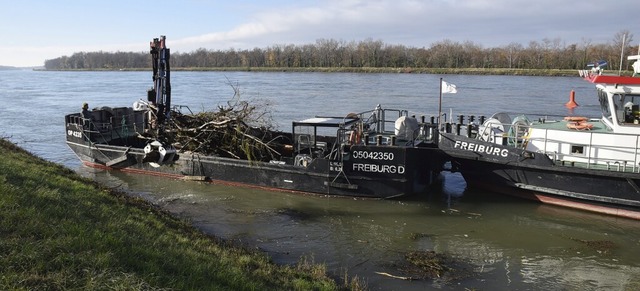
[2,70,639,290]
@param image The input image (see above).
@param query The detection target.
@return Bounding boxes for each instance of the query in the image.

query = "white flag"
[441,80,458,94]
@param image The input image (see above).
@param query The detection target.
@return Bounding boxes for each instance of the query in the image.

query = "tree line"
[45,30,636,72]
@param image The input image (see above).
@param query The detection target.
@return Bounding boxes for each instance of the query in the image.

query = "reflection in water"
[77,167,640,290]
[519,255,638,290]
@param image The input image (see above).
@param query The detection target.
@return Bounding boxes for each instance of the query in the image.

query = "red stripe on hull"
[586,75,640,85]
[83,161,184,179]
[467,179,640,221]
[81,161,360,199]
[523,191,640,221]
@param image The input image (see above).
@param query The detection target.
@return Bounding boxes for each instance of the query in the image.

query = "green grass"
[0,138,345,290]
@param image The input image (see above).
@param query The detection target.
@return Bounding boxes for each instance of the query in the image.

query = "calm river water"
[2,70,640,290]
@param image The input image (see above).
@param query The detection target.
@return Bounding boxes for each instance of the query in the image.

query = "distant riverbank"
[38,66,591,76]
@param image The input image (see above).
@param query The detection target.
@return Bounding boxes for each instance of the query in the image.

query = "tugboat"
[65,36,446,198]
[438,51,640,219]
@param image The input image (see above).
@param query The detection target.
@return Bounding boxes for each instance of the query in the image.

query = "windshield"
[612,92,640,124]
[598,88,611,122]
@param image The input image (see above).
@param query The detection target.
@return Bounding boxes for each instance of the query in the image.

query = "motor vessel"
[438,52,640,219]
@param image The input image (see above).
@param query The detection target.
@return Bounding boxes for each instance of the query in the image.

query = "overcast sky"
[1,0,638,67]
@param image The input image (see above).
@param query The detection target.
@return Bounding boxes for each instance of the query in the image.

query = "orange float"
[566,121,593,130]
[564,116,588,122]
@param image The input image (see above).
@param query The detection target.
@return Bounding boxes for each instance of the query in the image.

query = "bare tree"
[44,35,639,72]
[612,29,635,71]
[503,42,524,68]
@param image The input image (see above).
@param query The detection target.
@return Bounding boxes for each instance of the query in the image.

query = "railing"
[355,107,408,134]
[354,107,437,144]
[532,129,640,173]
[489,122,640,173]
[66,111,147,145]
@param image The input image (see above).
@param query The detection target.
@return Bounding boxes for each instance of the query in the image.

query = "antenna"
[619,33,627,76]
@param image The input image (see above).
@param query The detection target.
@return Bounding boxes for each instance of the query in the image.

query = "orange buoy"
[565,90,579,108]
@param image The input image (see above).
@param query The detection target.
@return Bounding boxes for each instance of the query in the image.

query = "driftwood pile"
[158,94,291,162]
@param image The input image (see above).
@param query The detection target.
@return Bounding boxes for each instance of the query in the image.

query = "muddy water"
[78,168,640,290]
[3,70,640,290]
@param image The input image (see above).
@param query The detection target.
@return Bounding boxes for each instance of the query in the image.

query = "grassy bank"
[0,138,347,290]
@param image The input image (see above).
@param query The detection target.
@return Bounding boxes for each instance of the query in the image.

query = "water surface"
[1,70,638,290]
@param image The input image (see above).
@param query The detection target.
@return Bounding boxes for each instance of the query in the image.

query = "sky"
[1,0,639,67]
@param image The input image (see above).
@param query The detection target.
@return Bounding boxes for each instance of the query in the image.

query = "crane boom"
[149,35,171,124]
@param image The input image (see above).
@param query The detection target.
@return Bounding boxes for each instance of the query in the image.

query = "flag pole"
[438,77,443,127]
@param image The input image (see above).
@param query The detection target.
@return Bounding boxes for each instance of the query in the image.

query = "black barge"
[65,36,446,198]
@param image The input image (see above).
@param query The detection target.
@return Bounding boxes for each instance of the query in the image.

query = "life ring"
[566,121,593,130]
[564,116,588,122]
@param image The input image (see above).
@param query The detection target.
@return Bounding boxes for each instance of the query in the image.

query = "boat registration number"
[67,130,82,138]
[352,150,395,161]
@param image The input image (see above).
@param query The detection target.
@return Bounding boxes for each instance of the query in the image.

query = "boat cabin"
[592,75,640,134]
[292,115,359,164]
[524,69,640,171]
[290,105,437,166]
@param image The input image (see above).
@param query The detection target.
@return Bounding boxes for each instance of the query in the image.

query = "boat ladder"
[326,147,358,190]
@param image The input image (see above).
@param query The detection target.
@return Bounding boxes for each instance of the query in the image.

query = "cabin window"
[613,93,640,124]
[598,89,611,122]
[570,145,585,155]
